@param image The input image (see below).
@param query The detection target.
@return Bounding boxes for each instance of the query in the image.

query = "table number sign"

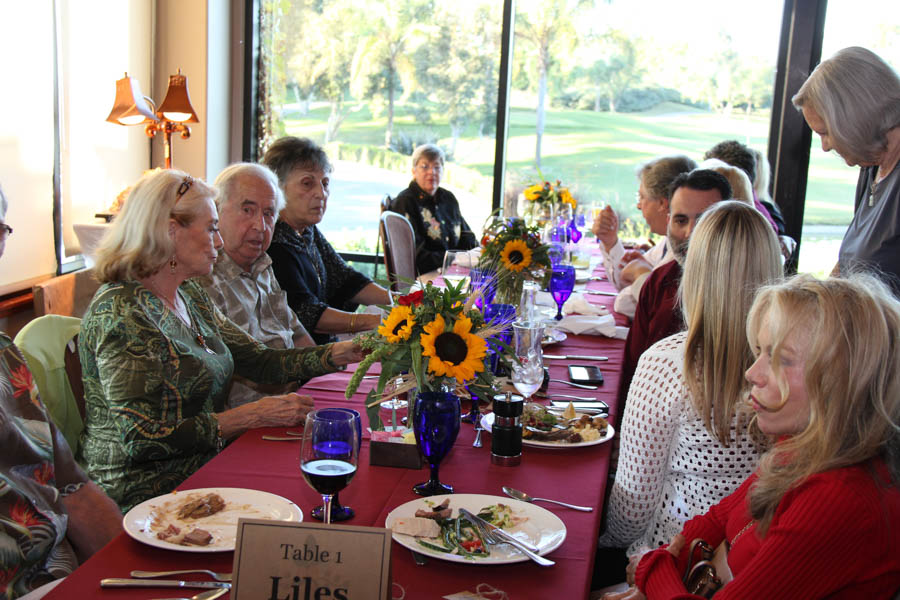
[232,518,392,600]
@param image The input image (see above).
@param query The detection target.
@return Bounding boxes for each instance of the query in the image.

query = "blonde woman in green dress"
[79,169,362,511]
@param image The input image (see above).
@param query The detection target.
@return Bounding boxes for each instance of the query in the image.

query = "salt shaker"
[491,392,524,466]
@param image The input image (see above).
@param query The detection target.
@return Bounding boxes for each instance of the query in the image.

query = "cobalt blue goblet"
[469,267,497,311]
[412,390,461,496]
[310,408,362,522]
[484,303,516,376]
[550,265,576,321]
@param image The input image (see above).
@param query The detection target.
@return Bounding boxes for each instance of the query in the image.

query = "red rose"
[398,290,424,306]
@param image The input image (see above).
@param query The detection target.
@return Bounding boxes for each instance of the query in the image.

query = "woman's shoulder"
[784,459,900,517]
[641,331,687,363]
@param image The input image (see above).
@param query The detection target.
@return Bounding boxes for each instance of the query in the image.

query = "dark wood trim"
[0,290,33,319]
[768,0,827,273]
[243,0,259,162]
[491,0,515,214]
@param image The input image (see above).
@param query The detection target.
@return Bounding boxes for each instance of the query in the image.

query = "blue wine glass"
[300,409,359,524]
[469,268,497,311]
[550,265,576,321]
[569,218,582,244]
[310,408,361,522]
[484,303,516,376]
[412,390,461,496]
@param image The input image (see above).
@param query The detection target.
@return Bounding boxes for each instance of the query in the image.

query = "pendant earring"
[169,256,177,274]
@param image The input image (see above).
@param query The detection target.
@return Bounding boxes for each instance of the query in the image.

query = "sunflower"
[420,314,487,383]
[378,305,416,343]
[523,183,544,201]
[559,188,576,207]
[500,239,533,272]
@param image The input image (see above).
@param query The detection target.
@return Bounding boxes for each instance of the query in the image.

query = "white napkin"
[563,292,608,316]
[534,290,556,306]
[555,313,617,336]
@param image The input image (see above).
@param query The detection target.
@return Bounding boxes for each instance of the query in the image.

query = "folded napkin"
[534,290,556,306]
[555,313,617,336]
[563,292,609,316]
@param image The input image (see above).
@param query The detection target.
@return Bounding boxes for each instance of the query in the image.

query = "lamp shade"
[158,69,199,123]
[105,73,157,125]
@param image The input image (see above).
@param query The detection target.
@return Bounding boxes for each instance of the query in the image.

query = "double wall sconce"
[106,70,199,169]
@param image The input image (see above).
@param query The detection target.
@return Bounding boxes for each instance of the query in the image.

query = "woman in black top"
[264,137,391,344]
[390,144,478,274]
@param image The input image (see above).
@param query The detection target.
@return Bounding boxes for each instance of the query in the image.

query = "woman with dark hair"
[793,46,900,293]
[263,137,391,344]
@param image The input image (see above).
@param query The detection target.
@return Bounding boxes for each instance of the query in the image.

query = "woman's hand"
[599,586,647,600]
[666,533,687,558]
[332,340,365,366]
[217,392,315,438]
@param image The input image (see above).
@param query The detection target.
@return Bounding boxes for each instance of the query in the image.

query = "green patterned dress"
[78,279,338,512]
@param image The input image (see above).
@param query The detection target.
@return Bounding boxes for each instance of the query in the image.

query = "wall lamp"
[106,69,199,169]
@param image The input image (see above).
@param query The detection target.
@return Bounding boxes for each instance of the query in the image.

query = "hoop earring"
[169,255,177,274]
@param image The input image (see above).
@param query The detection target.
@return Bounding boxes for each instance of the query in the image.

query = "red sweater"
[635,460,900,599]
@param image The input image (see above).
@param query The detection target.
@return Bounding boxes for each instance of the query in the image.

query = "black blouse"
[390,180,478,274]
[267,222,372,345]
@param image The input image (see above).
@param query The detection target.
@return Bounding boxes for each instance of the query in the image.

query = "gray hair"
[411,143,445,168]
[262,137,333,188]
[792,46,900,165]
[637,155,697,200]
[214,162,285,214]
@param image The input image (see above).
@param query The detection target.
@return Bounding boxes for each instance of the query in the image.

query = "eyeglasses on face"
[416,163,442,174]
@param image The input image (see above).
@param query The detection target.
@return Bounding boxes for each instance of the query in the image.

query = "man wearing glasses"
[390,143,478,274]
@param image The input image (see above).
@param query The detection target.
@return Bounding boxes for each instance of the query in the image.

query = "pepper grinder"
[491,392,524,466]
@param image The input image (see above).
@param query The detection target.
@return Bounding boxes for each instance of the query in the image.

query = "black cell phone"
[568,365,604,385]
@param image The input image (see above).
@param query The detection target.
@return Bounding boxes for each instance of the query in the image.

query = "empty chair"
[380,211,417,292]
[33,268,101,317]
[14,315,85,455]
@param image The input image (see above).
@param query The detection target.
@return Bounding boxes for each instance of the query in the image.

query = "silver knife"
[584,289,617,296]
[101,578,231,589]
[458,509,554,567]
[542,354,608,361]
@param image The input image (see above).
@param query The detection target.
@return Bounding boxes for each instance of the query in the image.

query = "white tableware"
[385,493,566,565]
[123,487,302,552]
[481,413,615,449]
[540,329,567,346]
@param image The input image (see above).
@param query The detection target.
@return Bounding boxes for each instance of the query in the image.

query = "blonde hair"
[699,158,754,205]
[792,46,900,165]
[751,148,773,206]
[746,274,900,535]
[94,169,216,283]
[681,201,783,445]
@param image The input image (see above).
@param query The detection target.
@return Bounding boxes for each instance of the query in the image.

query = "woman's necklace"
[726,519,755,552]
[145,282,216,355]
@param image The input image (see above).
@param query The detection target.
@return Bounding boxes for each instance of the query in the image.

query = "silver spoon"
[502,486,593,512]
[131,569,232,582]
[149,590,228,600]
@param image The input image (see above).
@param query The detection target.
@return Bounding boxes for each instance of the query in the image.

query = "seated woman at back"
[631,274,900,598]
[597,201,782,583]
[79,169,361,511]
[390,143,478,275]
[263,136,391,345]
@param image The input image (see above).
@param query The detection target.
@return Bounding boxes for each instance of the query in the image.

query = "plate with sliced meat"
[123,487,302,552]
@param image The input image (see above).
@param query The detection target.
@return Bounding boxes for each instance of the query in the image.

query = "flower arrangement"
[346,282,505,427]
[523,179,577,208]
[477,217,551,303]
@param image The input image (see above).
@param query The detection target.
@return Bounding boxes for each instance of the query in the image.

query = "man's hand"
[593,206,620,250]
[620,258,652,286]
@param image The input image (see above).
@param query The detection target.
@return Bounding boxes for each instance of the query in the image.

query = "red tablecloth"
[46,262,626,600]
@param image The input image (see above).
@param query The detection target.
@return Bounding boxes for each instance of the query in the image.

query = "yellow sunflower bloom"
[559,188,576,207]
[420,314,487,383]
[378,305,416,343]
[500,239,533,272]
[523,184,543,201]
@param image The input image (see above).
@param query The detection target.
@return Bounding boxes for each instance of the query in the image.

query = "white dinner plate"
[385,493,566,565]
[123,487,303,552]
[541,329,567,346]
[481,413,615,449]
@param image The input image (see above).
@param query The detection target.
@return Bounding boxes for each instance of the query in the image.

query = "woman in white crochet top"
[598,201,782,568]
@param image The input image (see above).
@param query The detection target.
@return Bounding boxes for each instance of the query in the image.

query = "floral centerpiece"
[477,217,551,304]
[521,178,577,227]
[346,281,505,429]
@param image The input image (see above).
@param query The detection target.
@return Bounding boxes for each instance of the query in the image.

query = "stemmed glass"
[550,265,576,321]
[441,250,471,289]
[412,390,461,496]
[511,321,545,401]
[309,408,361,522]
[468,267,497,311]
[300,409,359,524]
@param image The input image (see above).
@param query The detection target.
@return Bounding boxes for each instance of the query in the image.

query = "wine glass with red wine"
[299,409,359,524]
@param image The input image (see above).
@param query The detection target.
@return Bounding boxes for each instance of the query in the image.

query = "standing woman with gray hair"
[390,143,478,275]
[793,46,900,293]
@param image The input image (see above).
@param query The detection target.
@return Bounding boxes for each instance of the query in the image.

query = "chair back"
[33,268,101,317]
[380,211,417,292]
[14,315,85,455]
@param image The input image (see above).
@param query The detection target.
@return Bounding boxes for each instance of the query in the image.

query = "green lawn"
[284,100,855,226]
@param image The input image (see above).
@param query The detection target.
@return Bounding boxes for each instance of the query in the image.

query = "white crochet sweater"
[599,331,760,555]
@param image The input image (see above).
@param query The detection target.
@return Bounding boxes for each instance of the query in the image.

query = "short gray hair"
[792,46,900,165]
[214,162,285,215]
[262,137,333,187]
[637,155,697,200]
[411,143,445,168]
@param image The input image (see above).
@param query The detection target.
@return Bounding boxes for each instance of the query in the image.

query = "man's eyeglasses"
[176,176,194,200]
[0,224,12,239]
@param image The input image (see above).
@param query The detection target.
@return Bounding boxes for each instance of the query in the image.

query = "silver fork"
[472,415,484,448]
[131,569,232,582]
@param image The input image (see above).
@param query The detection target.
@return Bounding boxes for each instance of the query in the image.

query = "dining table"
[44,253,629,600]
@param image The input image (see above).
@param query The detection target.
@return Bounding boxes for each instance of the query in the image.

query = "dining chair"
[14,315,85,456]
[372,194,393,281]
[379,211,417,292]
[32,268,101,318]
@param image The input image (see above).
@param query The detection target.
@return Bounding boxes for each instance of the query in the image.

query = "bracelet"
[349,313,357,333]
[214,418,226,452]
[59,481,87,497]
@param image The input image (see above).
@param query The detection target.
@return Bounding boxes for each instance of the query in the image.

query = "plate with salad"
[385,493,566,564]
